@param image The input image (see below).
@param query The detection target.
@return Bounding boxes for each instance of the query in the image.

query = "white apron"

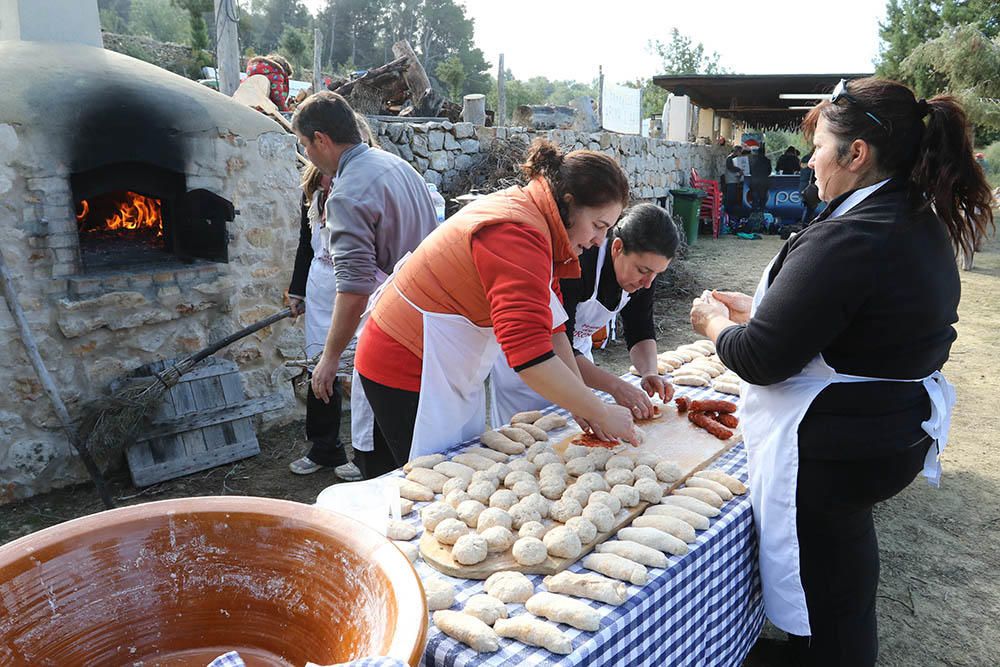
[742,186,956,636]
[488,241,628,426]
[349,266,391,452]
[304,193,337,357]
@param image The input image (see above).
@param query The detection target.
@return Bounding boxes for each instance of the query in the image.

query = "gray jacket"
[325,143,438,295]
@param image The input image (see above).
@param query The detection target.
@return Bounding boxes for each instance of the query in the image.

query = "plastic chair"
[690,168,722,238]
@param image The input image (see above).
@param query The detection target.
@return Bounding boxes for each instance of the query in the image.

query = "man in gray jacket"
[290,91,437,477]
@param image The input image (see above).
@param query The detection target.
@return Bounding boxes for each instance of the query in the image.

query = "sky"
[301,0,886,83]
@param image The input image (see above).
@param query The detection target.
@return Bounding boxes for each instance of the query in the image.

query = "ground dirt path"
[2,233,997,667]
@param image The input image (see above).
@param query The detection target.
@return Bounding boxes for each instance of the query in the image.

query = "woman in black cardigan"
[690,78,994,666]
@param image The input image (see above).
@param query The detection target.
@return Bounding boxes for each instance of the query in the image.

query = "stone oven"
[0,42,304,500]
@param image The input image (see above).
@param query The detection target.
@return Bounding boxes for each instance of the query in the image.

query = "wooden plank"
[191,374,230,452]
[135,394,284,440]
[219,372,255,444]
[170,378,207,458]
[130,439,261,487]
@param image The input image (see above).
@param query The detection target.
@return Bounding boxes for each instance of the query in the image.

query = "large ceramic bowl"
[0,496,427,666]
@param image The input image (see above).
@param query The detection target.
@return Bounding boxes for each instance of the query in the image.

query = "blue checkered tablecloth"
[385,380,764,667]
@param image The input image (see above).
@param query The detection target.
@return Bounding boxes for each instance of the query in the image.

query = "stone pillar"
[697,108,715,142]
[0,0,102,47]
[719,117,734,144]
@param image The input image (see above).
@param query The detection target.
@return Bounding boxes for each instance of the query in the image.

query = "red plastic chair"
[690,168,722,238]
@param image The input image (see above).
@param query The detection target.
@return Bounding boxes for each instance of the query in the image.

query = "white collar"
[828,178,892,219]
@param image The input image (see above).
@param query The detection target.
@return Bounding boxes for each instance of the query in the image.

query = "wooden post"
[497,53,506,126]
[214,0,240,96]
[598,65,604,130]
[463,94,486,126]
[313,28,324,94]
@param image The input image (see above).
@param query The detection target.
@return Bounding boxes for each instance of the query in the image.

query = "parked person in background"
[290,92,438,477]
[286,114,379,480]
[724,145,747,216]
[748,147,773,213]
[246,53,293,111]
[776,146,801,174]
[690,77,994,667]
[352,139,638,478]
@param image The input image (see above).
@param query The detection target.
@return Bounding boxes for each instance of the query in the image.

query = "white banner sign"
[601,81,642,135]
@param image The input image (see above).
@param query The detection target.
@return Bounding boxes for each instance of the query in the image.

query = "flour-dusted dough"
[433,610,500,652]
[452,532,489,565]
[453,452,498,472]
[434,517,471,545]
[565,516,598,544]
[467,479,496,504]
[542,525,582,560]
[581,552,647,585]
[442,476,469,495]
[515,423,549,442]
[445,489,472,508]
[654,460,683,483]
[512,479,540,499]
[561,443,590,461]
[532,413,568,432]
[484,571,534,603]
[480,430,526,455]
[576,471,610,494]
[560,483,592,507]
[512,536,548,565]
[632,515,696,543]
[674,486,724,508]
[519,493,551,519]
[643,504,710,530]
[486,462,512,481]
[672,374,709,387]
[511,410,544,424]
[397,498,415,516]
[387,519,417,541]
[685,476,734,501]
[462,594,508,626]
[504,470,536,488]
[660,494,721,518]
[539,475,567,500]
[543,571,628,605]
[508,502,542,530]
[498,426,537,448]
[480,525,516,553]
[617,526,689,556]
[634,477,664,504]
[595,540,668,568]
[539,462,568,479]
[476,507,513,532]
[582,502,616,533]
[587,490,622,514]
[456,499,488,528]
[533,452,562,468]
[548,497,583,523]
[586,448,615,469]
[488,488,519,511]
[466,446,510,463]
[693,469,748,495]
[494,615,572,654]
[629,451,661,468]
[712,381,741,396]
[565,456,596,476]
[632,464,656,481]
[610,484,640,508]
[507,458,539,475]
[394,478,434,502]
[424,576,457,610]
[434,460,476,482]
[470,470,500,489]
[404,453,446,472]
[604,468,635,487]
[605,455,634,471]
[393,540,419,563]
[518,521,547,540]
[525,592,601,631]
[526,441,555,461]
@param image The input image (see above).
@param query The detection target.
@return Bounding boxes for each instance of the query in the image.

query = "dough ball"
[471,470,500,488]
[526,442,555,462]
[588,490,622,514]
[398,498,415,516]
[539,475,567,500]
[586,448,615,469]
[424,576,456,610]
[576,471,610,494]
[518,521,547,540]
[565,516,598,544]
[512,536,548,566]
[445,489,472,508]
[629,451,660,468]
[467,480,496,504]
[434,517,471,545]
[561,443,590,461]
[549,497,583,523]
[463,594,508,626]
[604,467,635,487]
[457,499,488,528]
[504,470,536,488]
[476,507,513,532]
[634,477,664,503]
[509,502,542,530]
[442,476,469,495]
[486,462,511,481]
[488,489,519,511]
[583,502,616,532]
[421,501,459,532]
[512,479,540,499]
[605,455,635,471]
[520,492,551,519]
[542,525,583,560]
[565,456,596,476]
[533,452,562,468]
[539,462,568,480]
[561,483,592,507]
[393,540,419,563]
[611,484,640,508]
[507,458,539,475]
[452,533,489,565]
[480,525,516,553]
[633,464,656,481]
[484,571,534,603]
[655,460,683,483]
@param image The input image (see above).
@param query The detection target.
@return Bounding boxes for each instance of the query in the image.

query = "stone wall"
[101,32,195,77]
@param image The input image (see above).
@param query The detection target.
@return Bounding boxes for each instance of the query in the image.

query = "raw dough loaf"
[532,452,562,468]
[532,414,568,431]
[562,443,591,461]
[539,475,567,500]
[617,526,689,556]
[526,441,554,461]
[539,462,568,479]
[587,490,622,514]
[442,476,469,495]
[484,571,534,603]
[511,479,540,499]
[672,374,709,387]
[512,536,548,566]
[560,483,591,507]
[595,540,668,568]
[395,478,434,502]
[445,489,472,508]
[712,381,741,396]
[543,571,627,605]
[565,516,598,544]
[610,484,640,508]
[582,552,647,585]
[404,453,446,472]
[582,502,616,532]
[605,455,634,471]
[643,504,710,530]
[654,461,683,483]
[387,519,417,541]
[486,462,512,481]
[629,451,661,468]
[604,468,635,487]
[632,464,656,481]
[398,498,415,516]
[542,525,583,560]
[453,452,497,472]
[693,469,748,494]
[516,423,550,442]
[467,480,497,504]
[511,410,544,425]
[466,446,510,463]
[393,540,419,563]
[480,430,525,455]
[434,517,471,545]
[525,591,600,631]
[462,594,508,626]
[433,460,476,482]
[488,489,519,511]
[685,476,734,501]
[452,533,489,565]
[634,477,664,503]
[519,493,551,518]
[576,472,610,494]
[508,503,542,530]
[660,494,721,517]
[504,470,536,487]
[480,525,516,553]
[586,448,615,469]
[494,615,572,654]
[507,459,538,475]
[565,456,596,476]
[424,576,456,610]
[674,486,724,508]
[548,497,583,523]
[632,515,696,543]
[470,470,499,489]
[456,499,488,528]
[498,426,536,447]
[433,610,499,652]
[476,507,513,532]
[518,521,547,539]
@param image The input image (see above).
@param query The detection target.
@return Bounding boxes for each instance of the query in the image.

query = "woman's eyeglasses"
[831,79,891,134]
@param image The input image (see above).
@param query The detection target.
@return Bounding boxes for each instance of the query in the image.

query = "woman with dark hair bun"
[691,77,994,665]
[352,139,637,477]
[490,203,679,426]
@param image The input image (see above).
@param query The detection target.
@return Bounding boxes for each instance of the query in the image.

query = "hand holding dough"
[433,610,499,652]
[525,591,601,631]
[494,615,572,654]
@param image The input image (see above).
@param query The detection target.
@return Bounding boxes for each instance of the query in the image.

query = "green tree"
[171,0,212,50]
[435,55,465,100]
[279,25,311,75]
[100,8,128,33]
[130,0,190,43]
[639,28,729,118]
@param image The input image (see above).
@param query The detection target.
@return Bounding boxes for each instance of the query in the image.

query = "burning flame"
[78,192,164,237]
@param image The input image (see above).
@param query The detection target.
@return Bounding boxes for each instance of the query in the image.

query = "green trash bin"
[670,187,706,245]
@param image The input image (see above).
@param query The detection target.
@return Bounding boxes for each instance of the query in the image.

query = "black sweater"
[559,243,655,355]
[288,196,312,299]
[717,179,960,459]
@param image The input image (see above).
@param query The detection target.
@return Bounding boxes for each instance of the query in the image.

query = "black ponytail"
[614,203,678,259]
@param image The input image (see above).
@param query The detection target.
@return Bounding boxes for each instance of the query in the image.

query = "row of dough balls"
[711,370,741,397]
[630,339,716,377]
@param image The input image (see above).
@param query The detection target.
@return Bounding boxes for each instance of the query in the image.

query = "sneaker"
[289,456,323,475]
[334,461,363,482]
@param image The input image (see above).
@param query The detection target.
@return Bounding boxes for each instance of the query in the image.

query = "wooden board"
[419,400,740,579]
